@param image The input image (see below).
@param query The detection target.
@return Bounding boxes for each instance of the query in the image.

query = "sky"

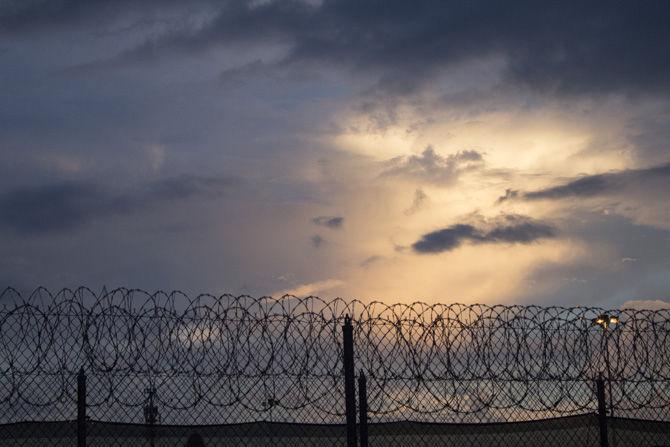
[1,0,670,307]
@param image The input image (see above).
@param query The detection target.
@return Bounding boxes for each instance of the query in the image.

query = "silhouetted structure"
[0,287,669,446]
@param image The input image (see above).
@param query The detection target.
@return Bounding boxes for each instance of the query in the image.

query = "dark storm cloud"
[13,0,668,96]
[0,182,119,233]
[412,215,555,254]
[498,163,670,203]
[0,0,210,33]
[0,175,234,234]
[382,147,483,184]
[0,0,104,29]
[312,216,344,229]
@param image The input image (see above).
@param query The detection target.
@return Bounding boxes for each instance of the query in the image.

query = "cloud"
[404,188,428,215]
[0,0,204,34]
[412,214,556,254]
[0,182,117,233]
[312,215,344,229]
[360,255,382,268]
[524,175,616,201]
[311,234,325,248]
[382,146,483,185]
[148,175,236,201]
[22,1,670,97]
[512,212,670,307]
[2,0,670,305]
[496,188,519,204]
[0,175,235,234]
[275,278,344,297]
[146,144,166,172]
[621,300,670,311]
[498,163,670,203]
[412,224,478,253]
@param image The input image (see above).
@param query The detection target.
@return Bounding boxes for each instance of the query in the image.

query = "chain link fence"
[1,288,669,446]
[353,303,670,446]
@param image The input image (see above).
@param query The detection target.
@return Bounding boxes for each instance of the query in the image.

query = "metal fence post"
[358,371,368,447]
[343,315,357,447]
[596,373,609,447]
[77,367,87,447]
[144,385,159,447]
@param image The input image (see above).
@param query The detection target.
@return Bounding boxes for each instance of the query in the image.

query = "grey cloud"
[628,107,670,162]
[382,147,483,185]
[311,234,325,248]
[219,60,273,86]
[518,212,670,307]
[149,175,237,200]
[0,182,119,233]
[23,1,670,97]
[0,0,209,34]
[496,188,518,204]
[312,215,344,229]
[412,214,555,254]
[360,255,382,268]
[622,300,670,311]
[404,188,428,215]
[499,163,670,202]
[413,224,478,253]
[0,175,234,234]
[525,175,614,200]
[0,0,103,30]
[486,220,556,243]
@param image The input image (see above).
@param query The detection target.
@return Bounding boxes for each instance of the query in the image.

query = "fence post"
[343,315,357,447]
[596,373,609,447]
[144,386,159,447]
[77,367,87,447]
[358,371,368,447]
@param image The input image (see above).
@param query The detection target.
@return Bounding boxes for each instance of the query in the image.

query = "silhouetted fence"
[1,287,669,446]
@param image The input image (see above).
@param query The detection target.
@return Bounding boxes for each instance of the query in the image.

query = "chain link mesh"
[1,287,669,446]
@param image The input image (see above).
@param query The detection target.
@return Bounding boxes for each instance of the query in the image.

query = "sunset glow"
[1,1,669,308]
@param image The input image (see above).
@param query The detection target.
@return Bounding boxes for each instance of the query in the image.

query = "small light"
[592,313,619,329]
[594,314,612,328]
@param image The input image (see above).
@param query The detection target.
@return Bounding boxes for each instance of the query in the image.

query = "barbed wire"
[1,287,670,422]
